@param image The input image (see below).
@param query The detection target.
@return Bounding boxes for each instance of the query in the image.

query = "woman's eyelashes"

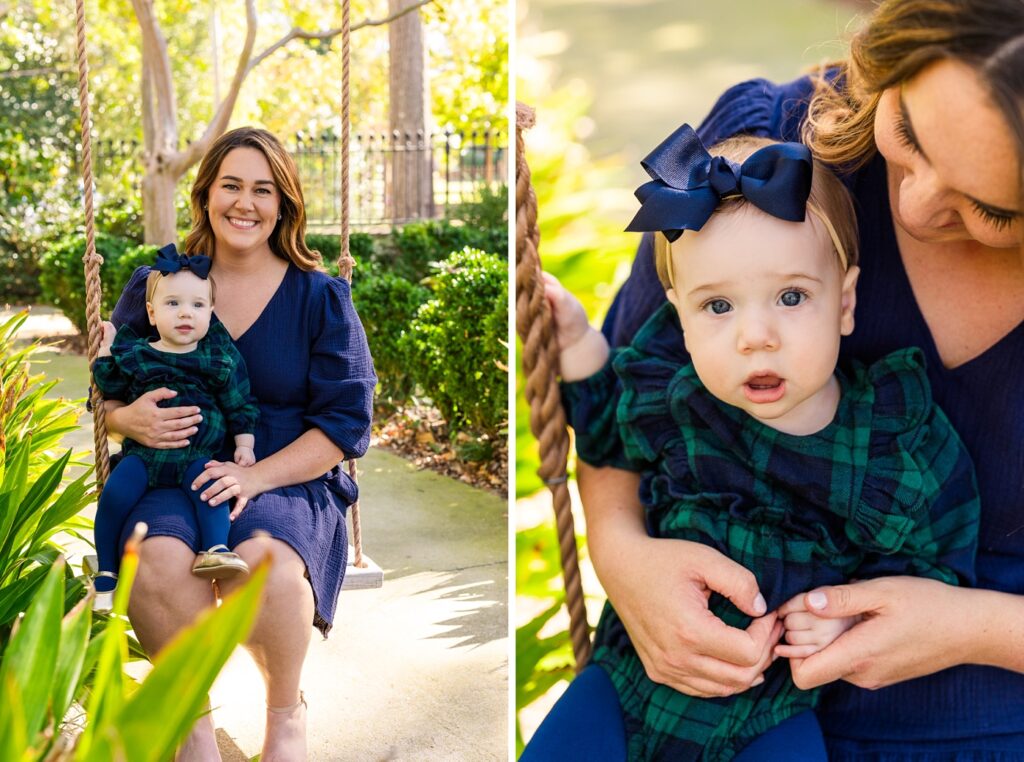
[969,200,1018,232]
[893,112,919,154]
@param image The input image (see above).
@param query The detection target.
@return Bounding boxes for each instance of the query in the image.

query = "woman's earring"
[277,213,282,220]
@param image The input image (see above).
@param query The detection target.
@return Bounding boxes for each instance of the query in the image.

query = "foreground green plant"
[0,311,94,639]
[0,534,269,760]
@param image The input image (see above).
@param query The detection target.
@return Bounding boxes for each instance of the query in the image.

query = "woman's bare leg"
[219,536,314,761]
[129,536,219,762]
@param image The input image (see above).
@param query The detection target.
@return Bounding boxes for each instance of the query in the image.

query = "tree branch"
[180,0,258,171]
[245,0,436,76]
[130,0,177,156]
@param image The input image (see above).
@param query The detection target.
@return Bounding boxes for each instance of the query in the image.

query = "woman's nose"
[899,164,959,229]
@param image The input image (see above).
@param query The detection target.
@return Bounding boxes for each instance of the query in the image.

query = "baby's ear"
[145,301,156,326]
[665,289,690,352]
[839,266,860,336]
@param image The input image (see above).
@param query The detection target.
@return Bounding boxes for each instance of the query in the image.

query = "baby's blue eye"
[779,290,806,307]
[704,299,732,315]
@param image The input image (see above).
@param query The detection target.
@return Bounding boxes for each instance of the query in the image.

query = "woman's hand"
[599,534,782,698]
[779,576,977,690]
[105,388,202,449]
[193,459,267,518]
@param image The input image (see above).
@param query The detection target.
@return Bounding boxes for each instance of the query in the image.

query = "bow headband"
[153,243,212,279]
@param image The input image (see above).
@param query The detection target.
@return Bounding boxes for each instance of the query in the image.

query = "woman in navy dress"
[105,126,375,760]
[524,0,1024,758]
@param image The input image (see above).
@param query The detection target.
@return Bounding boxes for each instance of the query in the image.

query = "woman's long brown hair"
[805,0,1024,177]
[184,127,324,271]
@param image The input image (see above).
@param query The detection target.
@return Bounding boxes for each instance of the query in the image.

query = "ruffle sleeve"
[302,276,376,459]
[561,360,631,469]
[849,348,979,584]
[92,324,145,401]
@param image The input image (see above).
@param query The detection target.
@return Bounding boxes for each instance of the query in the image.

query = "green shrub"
[37,233,144,334]
[351,271,430,405]
[450,184,508,239]
[404,248,507,432]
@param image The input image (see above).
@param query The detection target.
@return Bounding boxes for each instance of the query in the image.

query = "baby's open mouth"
[743,374,785,403]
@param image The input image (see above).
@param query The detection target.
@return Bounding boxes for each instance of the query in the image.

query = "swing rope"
[72,0,367,568]
[336,0,366,569]
[73,0,110,489]
[515,102,591,670]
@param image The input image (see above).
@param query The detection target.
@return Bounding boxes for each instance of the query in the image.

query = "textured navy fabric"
[597,75,1024,756]
[521,666,828,761]
[110,261,376,636]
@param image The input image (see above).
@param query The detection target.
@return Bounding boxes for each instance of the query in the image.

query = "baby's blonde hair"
[654,135,859,290]
[145,268,217,305]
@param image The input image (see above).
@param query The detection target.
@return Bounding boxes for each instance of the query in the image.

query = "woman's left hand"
[193,460,267,518]
[780,576,974,690]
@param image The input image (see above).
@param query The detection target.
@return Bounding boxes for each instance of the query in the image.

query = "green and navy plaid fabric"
[562,303,980,762]
[93,320,260,487]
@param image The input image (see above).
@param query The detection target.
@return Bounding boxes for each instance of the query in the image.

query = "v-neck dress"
[110,261,376,636]
[599,76,1024,757]
[564,303,979,761]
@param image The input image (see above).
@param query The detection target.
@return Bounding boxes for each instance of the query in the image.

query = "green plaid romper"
[93,320,259,487]
[563,303,981,762]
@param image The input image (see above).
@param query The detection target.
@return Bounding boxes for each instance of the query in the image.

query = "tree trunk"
[141,158,179,245]
[388,0,432,221]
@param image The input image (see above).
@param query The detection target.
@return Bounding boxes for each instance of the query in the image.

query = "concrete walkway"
[9,308,508,761]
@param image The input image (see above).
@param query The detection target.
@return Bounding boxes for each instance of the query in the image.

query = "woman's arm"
[103,391,203,449]
[192,428,344,516]
[784,578,1024,690]
[578,461,783,697]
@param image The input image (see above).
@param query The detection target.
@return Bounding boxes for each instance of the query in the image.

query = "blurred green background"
[514,0,867,752]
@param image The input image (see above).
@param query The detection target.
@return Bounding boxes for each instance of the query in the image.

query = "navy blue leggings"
[94,455,223,591]
[520,664,827,761]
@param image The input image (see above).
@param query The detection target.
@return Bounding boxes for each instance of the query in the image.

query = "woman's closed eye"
[969,199,1019,232]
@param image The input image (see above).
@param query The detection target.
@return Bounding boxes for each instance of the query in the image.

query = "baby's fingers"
[775,643,821,660]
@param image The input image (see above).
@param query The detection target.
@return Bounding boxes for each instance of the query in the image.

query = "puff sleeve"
[303,276,376,459]
[111,265,158,338]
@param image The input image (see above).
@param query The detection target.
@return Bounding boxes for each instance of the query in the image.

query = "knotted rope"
[515,102,591,669]
[336,0,364,568]
[73,0,111,488]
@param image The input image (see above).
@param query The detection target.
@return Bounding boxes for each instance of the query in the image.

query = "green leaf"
[0,564,49,628]
[90,561,268,761]
[51,595,92,727]
[4,450,72,556]
[0,672,28,762]
[0,558,65,741]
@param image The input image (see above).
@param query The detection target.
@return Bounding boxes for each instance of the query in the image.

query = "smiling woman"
[101,126,377,759]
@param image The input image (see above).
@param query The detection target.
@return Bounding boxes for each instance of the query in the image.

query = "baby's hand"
[541,272,593,351]
[233,446,255,467]
[774,593,861,660]
[98,321,116,357]
[541,272,610,382]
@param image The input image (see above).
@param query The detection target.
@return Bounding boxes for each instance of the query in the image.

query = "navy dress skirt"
[110,261,376,637]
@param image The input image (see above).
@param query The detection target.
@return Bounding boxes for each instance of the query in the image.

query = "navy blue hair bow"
[154,243,212,279]
[625,124,813,242]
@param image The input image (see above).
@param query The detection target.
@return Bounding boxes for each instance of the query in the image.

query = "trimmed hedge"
[403,247,507,432]
[38,233,156,334]
[351,270,431,404]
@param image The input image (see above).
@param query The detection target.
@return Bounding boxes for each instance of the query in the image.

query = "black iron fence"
[95,127,507,228]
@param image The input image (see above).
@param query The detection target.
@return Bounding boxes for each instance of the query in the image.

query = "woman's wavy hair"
[184,127,324,271]
[653,135,859,290]
[804,0,1024,177]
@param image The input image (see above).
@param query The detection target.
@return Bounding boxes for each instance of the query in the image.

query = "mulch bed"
[372,401,508,497]
[47,333,508,497]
